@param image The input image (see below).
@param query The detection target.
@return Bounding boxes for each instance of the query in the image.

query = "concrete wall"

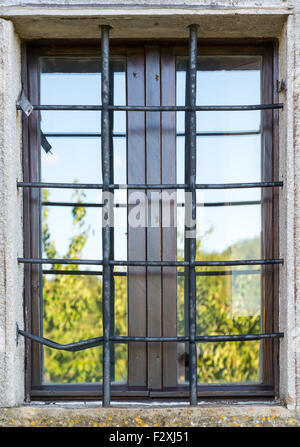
[0,0,299,414]
[0,19,24,407]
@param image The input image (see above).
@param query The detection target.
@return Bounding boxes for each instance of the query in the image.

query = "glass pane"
[41,137,102,203]
[40,57,126,384]
[196,199,261,260]
[114,273,128,384]
[42,204,102,263]
[176,54,263,385]
[197,341,261,384]
[40,57,101,133]
[196,135,261,184]
[42,273,102,384]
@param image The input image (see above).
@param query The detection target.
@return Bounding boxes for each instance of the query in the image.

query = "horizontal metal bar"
[18,328,104,352]
[18,182,187,190]
[195,259,283,267]
[112,259,283,267]
[18,258,283,266]
[193,269,262,276]
[43,132,126,138]
[195,182,283,189]
[42,201,103,207]
[178,200,262,207]
[112,333,284,343]
[18,257,103,265]
[42,200,261,208]
[178,130,261,137]
[42,130,260,138]
[111,336,189,343]
[17,181,283,190]
[17,328,284,352]
[42,269,260,277]
[42,269,125,276]
[42,201,126,208]
[17,104,284,112]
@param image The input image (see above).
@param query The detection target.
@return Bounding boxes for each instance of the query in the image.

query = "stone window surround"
[0,6,299,415]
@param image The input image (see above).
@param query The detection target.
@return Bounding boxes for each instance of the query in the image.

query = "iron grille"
[17,25,284,407]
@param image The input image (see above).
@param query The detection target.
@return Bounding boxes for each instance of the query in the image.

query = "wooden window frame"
[21,39,280,402]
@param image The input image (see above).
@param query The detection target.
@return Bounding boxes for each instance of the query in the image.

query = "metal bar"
[42,130,259,138]
[195,182,283,189]
[42,201,103,208]
[193,269,261,276]
[18,258,103,265]
[17,328,284,352]
[43,132,126,138]
[112,334,284,343]
[18,258,284,266]
[18,328,104,351]
[17,104,284,111]
[42,200,260,208]
[42,269,126,276]
[42,269,260,277]
[17,181,283,190]
[178,200,261,207]
[42,201,126,208]
[187,24,198,406]
[109,59,116,384]
[101,24,112,408]
[178,130,261,137]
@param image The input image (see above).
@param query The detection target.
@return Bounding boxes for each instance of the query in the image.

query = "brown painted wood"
[29,383,275,400]
[161,48,178,388]
[27,47,42,387]
[25,41,279,398]
[261,47,275,386]
[127,48,147,387]
[272,41,280,398]
[146,46,162,390]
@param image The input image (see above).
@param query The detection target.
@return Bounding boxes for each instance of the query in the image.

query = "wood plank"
[28,47,42,387]
[127,48,147,386]
[161,48,178,388]
[261,48,274,385]
[146,46,162,390]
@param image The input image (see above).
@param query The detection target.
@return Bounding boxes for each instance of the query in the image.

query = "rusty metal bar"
[18,257,284,266]
[17,181,283,190]
[17,327,283,352]
[101,24,112,408]
[17,104,283,112]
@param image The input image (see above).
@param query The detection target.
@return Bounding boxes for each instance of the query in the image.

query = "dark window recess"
[17,27,284,406]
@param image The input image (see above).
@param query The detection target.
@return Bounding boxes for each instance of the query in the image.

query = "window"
[18,27,283,404]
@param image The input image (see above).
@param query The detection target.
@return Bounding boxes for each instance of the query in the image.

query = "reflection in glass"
[40,57,127,384]
[176,55,263,384]
[42,273,103,384]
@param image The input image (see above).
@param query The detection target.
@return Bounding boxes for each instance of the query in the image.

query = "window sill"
[0,401,296,427]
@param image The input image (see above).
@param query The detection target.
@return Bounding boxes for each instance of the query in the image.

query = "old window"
[18,28,283,404]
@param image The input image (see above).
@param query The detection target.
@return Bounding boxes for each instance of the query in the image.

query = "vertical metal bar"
[101,24,112,407]
[188,24,198,406]
[184,50,191,383]
[109,61,115,384]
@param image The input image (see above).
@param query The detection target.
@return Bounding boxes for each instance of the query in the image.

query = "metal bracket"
[41,132,53,154]
[16,323,20,346]
[277,79,287,93]
[17,89,33,116]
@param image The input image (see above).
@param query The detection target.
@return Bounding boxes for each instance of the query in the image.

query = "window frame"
[21,39,280,402]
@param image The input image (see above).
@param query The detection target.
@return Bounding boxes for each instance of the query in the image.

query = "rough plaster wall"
[0,2,298,410]
[0,0,291,40]
[278,16,296,409]
[294,13,300,410]
[0,19,24,407]
[0,0,296,9]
